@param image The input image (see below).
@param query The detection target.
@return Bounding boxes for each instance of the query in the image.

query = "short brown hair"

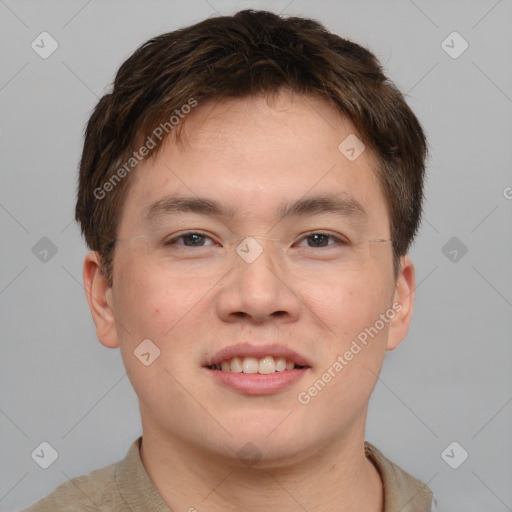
[75,9,427,286]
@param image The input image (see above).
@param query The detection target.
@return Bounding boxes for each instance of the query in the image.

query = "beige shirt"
[22,437,434,511]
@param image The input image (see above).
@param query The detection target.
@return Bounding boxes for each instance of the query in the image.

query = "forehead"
[118,91,389,235]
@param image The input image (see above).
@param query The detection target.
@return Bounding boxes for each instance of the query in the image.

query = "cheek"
[344,287,391,341]
[299,269,392,410]
[112,264,217,389]
[113,259,200,339]
[303,270,391,338]
[297,283,390,428]
[113,268,204,414]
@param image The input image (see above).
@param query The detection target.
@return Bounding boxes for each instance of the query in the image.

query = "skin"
[83,89,415,512]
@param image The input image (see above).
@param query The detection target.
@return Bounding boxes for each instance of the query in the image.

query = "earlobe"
[83,251,120,349]
[386,255,415,351]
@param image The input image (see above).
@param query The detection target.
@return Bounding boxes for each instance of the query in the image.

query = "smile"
[208,355,308,374]
[204,344,311,395]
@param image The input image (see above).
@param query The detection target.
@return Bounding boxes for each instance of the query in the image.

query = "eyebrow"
[144,193,368,225]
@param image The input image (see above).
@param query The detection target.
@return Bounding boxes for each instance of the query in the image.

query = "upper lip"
[204,343,311,368]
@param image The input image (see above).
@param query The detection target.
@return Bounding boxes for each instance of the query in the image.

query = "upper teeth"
[213,356,297,374]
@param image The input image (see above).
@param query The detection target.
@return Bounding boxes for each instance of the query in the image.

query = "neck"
[139,417,383,512]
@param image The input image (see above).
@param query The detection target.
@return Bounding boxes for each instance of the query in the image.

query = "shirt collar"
[116,437,171,511]
[365,441,433,511]
[115,437,433,512]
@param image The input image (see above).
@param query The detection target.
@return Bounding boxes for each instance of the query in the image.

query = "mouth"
[203,344,311,395]
[207,355,308,374]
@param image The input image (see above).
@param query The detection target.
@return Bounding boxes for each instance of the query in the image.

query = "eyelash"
[162,231,349,248]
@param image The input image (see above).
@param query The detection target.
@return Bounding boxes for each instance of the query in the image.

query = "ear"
[386,255,415,351]
[83,251,119,349]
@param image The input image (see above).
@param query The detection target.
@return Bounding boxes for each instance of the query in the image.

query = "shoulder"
[365,441,434,512]
[20,459,127,512]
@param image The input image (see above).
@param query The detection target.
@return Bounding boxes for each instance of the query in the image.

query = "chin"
[204,427,320,469]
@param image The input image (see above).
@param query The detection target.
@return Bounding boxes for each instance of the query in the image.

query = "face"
[84,90,415,467]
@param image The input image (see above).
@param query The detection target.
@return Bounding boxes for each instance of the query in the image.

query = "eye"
[161,231,349,249]
[294,232,349,248]
[163,231,218,247]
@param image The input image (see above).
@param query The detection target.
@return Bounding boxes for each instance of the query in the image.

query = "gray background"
[1,0,511,510]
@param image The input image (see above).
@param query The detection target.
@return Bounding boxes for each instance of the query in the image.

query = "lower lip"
[205,368,309,395]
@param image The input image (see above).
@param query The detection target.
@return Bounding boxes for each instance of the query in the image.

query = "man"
[24,9,435,511]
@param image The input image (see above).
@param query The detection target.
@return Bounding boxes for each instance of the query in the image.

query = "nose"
[214,236,302,325]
